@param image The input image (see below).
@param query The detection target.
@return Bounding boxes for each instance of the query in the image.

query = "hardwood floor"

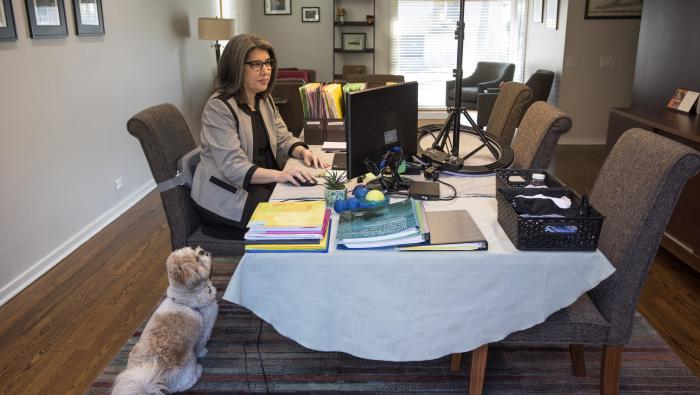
[0,145,698,394]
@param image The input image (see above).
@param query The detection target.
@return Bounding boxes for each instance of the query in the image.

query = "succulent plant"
[322,170,347,190]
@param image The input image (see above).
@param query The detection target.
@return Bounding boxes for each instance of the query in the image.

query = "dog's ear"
[166,249,200,287]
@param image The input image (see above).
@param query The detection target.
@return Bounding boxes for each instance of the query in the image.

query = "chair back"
[510,101,572,169]
[126,104,201,249]
[272,78,305,137]
[344,74,405,84]
[588,129,700,343]
[485,81,532,145]
[277,68,316,82]
[526,69,555,103]
[472,61,516,83]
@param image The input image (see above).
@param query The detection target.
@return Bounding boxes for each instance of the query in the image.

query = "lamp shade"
[198,18,235,40]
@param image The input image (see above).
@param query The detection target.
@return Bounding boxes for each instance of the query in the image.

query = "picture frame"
[0,0,18,41]
[25,0,68,38]
[532,0,543,23]
[544,0,559,30]
[342,33,366,51]
[301,6,319,23]
[585,0,642,19]
[72,0,104,35]
[667,88,700,114]
[264,0,291,16]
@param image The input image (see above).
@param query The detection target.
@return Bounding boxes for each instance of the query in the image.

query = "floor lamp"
[198,0,235,64]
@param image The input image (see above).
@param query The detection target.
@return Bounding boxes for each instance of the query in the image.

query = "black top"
[240,99,280,170]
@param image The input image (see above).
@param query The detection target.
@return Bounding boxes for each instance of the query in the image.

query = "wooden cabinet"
[607,107,700,272]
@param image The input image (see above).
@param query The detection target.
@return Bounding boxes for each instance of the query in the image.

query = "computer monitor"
[344,81,418,179]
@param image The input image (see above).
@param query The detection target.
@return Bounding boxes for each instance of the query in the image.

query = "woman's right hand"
[277,168,315,186]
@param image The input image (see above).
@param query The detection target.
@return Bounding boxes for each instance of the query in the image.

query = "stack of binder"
[244,200,331,253]
[336,198,429,249]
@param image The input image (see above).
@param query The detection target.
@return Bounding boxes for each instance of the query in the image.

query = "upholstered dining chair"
[509,101,572,169]
[480,81,532,146]
[127,103,244,256]
[476,69,555,128]
[445,61,515,109]
[452,129,700,395]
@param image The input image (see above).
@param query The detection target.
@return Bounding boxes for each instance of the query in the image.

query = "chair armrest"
[477,79,504,92]
[476,92,498,128]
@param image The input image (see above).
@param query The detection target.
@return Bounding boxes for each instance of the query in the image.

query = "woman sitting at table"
[191,34,329,239]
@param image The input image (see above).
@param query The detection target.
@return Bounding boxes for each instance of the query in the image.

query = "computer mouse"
[292,175,318,187]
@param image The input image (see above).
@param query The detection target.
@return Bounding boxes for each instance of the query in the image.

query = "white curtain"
[391,0,528,108]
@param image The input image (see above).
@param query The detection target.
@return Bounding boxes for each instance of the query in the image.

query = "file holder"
[325,119,346,142]
[303,119,324,145]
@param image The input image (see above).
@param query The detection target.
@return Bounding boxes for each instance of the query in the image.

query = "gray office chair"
[476,69,555,128]
[482,81,532,146]
[127,103,245,256]
[510,101,572,169]
[445,61,515,109]
[453,129,700,395]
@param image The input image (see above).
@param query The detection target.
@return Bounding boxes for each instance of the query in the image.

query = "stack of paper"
[299,83,345,119]
[336,199,428,249]
[244,200,331,253]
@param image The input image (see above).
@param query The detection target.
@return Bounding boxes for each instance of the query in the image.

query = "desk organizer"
[496,187,604,251]
[496,169,567,191]
[303,119,345,145]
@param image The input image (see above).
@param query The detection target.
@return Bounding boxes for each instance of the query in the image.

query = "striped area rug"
[88,257,700,394]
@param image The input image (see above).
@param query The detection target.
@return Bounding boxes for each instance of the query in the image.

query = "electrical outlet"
[114,177,123,191]
[566,56,579,69]
[599,56,616,68]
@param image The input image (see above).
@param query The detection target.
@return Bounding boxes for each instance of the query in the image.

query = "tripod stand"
[420,0,513,174]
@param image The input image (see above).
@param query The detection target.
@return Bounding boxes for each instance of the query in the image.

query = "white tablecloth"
[223,196,615,361]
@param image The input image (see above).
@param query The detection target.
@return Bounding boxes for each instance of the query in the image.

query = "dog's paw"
[196,347,208,358]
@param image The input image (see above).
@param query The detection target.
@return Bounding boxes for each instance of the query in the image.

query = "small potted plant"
[322,170,347,207]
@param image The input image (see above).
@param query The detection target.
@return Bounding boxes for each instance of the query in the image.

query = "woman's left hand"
[302,149,330,169]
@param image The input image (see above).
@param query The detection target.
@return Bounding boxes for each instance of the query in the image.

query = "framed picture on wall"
[301,7,319,23]
[342,33,366,51]
[532,0,543,23]
[585,0,643,19]
[544,0,559,30]
[25,0,68,38]
[72,0,104,35]
[264,0,291,16]
[0,0,18,40]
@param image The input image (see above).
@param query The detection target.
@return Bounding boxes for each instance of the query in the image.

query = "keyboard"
[332,152,347,170]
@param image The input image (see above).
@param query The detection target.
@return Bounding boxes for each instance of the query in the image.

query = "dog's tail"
[111,360,168,395]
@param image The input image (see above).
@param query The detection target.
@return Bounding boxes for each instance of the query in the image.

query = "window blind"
[390,0,528,108]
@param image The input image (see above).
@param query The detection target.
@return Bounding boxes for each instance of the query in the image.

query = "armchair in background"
[445,61,515,109]
[476,69,555,128]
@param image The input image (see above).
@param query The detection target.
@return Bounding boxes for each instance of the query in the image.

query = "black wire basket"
[496,169,567,191]
[496,187,604,251]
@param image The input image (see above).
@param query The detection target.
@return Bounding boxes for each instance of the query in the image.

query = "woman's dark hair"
[214,34,277,102]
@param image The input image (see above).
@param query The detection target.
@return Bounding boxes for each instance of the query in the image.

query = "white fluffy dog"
[112,247,218,395]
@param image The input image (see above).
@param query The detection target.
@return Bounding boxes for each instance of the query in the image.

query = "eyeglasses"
[244,59,276,72]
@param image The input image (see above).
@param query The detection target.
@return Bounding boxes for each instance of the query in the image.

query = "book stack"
[244,200,331,253]
[336,198,428,249]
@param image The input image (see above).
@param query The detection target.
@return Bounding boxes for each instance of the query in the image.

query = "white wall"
[0,0,226,306]
[557,0,640,144]
[524,0,569,105]
[248,0,389,81]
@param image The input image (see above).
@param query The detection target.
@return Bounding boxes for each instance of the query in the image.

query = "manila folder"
[426,210,486,245]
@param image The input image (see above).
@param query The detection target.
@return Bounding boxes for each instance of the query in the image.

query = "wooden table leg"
[469,344,488,395]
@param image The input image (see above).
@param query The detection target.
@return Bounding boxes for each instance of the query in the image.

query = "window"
[391,0,528,108]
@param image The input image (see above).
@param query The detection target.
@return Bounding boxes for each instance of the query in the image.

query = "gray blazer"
[191,93,305,225]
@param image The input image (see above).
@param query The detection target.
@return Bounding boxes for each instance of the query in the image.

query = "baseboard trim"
[0,180,157,307]
[558,137,606,145]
